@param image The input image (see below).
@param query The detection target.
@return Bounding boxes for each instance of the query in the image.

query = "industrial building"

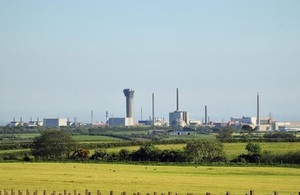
[43,118,67,127]
[7,117,43,127]
[108,88,135,126]
[275,121,300,131]
[229,116,273,131]
[139,118,168,126]
[169,88,190,127]
[108,117,134,126]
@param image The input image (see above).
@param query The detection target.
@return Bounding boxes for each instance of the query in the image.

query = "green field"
[0,149,29,154]
[106,142,300,160]
[0,163,299,195]
[1,140,299,162]
[72,135,125,142]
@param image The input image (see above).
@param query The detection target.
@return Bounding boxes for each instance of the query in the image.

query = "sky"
[0,0,300,124]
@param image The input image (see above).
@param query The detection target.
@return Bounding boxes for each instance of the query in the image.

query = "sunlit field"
[0,163,299,195]
[106,142,300,161]
[72,135,124,142]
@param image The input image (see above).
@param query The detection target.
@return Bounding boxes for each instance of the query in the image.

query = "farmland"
[0,130,300,195]
[1,133,300,161]
[106,142,300,160]
[0,163,299,195]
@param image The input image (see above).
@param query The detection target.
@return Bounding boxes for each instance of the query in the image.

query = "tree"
[130,143,160,161]
[245,142,261,156]
[71,148,90,160]
[31,130,76,160]
[159,149,186,162]
[241,125,255,135]
[90,148,110,160]
[216,127,234,140]
[184,139,226,163]
[118,149,131,161]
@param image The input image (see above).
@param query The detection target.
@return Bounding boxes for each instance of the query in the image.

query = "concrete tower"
[176,88,179,111]
[123,88,135,118]
[256,92,260,130]
[205,105,208,125]
[152,93,155,126]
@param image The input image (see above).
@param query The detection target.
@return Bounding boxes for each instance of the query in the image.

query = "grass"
[106,142,300,160]
[72,135,125,142]
[224,142,300,159]
[1,139,299,162]
[0,149,30,154]
[0,163,299,195]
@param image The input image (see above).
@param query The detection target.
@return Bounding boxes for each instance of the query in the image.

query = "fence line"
[1,190,300,195]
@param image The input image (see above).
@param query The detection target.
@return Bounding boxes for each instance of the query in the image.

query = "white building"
[230,116,273,131]
[43,118,67,127]
[169,111,190,127]
[108,117,134,126]
[274,121,300,132]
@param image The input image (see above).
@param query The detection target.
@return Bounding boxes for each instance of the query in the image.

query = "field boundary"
[1,190,300,195]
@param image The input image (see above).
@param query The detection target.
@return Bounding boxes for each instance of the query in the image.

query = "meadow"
[1,138,300,162]
[0,163,299,195]
[106,142,300,160]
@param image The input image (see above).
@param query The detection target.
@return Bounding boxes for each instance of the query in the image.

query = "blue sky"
[0,0,300,124]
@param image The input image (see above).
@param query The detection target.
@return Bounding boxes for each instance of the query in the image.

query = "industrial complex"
[6,88,300,132]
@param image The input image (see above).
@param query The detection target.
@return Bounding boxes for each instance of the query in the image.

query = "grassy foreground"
[0,163,299,195]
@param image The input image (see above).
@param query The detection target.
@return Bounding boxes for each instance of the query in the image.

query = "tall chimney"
[105,111,108,124]
[176,88,179,111]
[257,92,260,130]
[205,105,208,125]
[123,88,135,118]
[152,93,155,126]
[91,110,93,125]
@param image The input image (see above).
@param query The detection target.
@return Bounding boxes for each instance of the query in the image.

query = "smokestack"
[123,88,135,118]
[176,88,179,111]
[205,105,208,125]
[257,92,260,130]
[152,93,155,126]
[106,111,108,124]
[91,110,93,125]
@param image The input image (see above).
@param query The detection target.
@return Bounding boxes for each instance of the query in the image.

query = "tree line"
[27,130,300,165]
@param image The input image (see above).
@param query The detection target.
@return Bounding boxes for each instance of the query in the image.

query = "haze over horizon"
[1,1,300,125]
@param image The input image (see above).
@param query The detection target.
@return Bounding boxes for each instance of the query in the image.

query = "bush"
[31,130,76,160]
[70,148,90,160]
[184,139,226,163]
[90,149,110,160]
